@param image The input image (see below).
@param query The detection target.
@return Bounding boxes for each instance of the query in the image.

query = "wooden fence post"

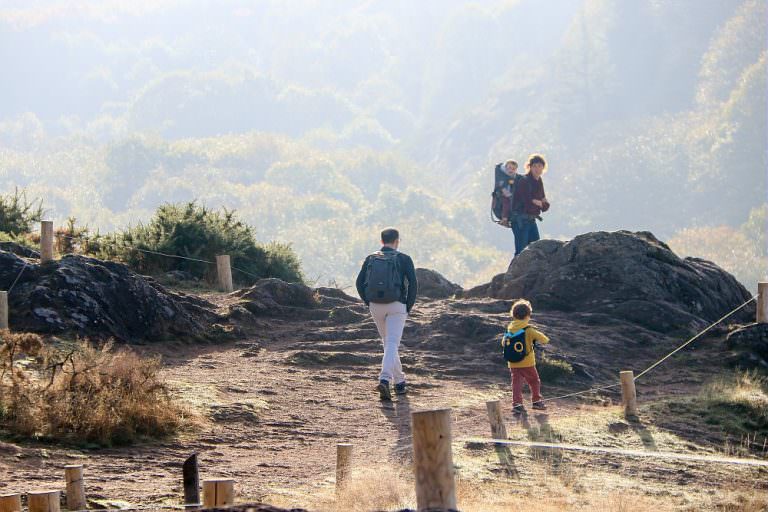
[64,465,86,510]
[411,408,457,511]
[202,479,234,508]
[758,282,768,324]
[0,494,21,512]
[486,400,508,441]
[182,454,200,508]
[216,255,233,292]
[335,443,353,495]
[620,370,638,419]
[0,291,8,330]
[40,221,54,263]
[27,491,60,512]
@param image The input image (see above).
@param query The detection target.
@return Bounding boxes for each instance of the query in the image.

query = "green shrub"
[97,201,303,284]
[537,354,575,383]
[0,231,36,248]
[0,188,43,235]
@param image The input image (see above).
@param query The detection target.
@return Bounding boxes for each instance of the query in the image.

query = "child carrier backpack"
[502,326,531,363]
[490,162,518,225]
[365,251,402,303]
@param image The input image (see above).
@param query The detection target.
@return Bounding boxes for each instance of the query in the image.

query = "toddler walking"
[502,299,550,415]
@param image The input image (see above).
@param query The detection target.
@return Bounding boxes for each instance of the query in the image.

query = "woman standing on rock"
[511,154,550,256]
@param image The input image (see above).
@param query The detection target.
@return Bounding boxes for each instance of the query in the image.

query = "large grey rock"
[726,323,768,370]
[232,280,370,323]
[416,268,462,299]
[233,278,318,316]
[0,250,220,342]
[466,231,753,332]
[0,241,38,258]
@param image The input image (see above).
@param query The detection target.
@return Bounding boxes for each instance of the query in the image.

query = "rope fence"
[633,295,757,381]
[2,226,271,300]
[55,232,265,282]
[6,258,29,293]
[458,438,768,468]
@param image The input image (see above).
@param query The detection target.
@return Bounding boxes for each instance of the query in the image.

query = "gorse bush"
[0,188,43,236]
[537,354,575,383]
[0,331,186,446]
[97,201,303,284]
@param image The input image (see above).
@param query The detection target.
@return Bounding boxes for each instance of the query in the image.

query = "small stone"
[608,422,630,434]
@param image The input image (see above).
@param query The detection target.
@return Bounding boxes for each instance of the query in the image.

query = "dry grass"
[712,492,768,512]
[261,409,768,512]
[0,330,188,446]
[262,466,414,512]
[264,467,680,512]
[263,469,768,512]
[702,371,768,413]
[261,464,685,512]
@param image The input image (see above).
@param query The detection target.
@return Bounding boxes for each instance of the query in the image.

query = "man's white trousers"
[369,301,407,384]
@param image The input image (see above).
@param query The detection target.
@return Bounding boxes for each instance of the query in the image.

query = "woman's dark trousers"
[512,216,540,256]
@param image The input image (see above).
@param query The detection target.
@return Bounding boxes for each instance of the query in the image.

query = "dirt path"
[1,301,766,510]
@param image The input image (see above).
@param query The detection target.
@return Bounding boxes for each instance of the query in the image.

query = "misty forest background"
[1,0,766,289]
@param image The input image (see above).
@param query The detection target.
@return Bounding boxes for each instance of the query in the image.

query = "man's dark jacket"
[355,247,418,312]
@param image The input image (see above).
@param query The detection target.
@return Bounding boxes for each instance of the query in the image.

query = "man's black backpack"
[365,251,402,303]
[502,326,530,363]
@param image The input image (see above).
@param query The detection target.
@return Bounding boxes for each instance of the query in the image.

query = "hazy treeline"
[0,0,765,288]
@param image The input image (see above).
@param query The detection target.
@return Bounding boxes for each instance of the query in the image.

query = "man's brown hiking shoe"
[377,380,392,401]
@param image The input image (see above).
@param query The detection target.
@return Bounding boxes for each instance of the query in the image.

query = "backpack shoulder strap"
[391,250,402,274]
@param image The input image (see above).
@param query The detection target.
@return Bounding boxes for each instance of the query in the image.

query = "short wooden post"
[0,494,22,512]
[411,408,457,511]
[202,479,234,508]
[64,465,86,510]
[620,370,638,419]
[40,221,54,263]
[758,282,768,324]
[335,443,353,495]
[27,490,60,512]
[182,454,200,508]
[216,255,233,292]
[0,291,8,330]
[486,400,508,441]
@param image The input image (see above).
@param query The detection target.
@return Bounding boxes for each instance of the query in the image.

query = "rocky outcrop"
[2,230,754,367]
[0,241,38,258]
[232,278,318,317]
[416,268,462,299]
[230,280,369,324]
[726,323,768,370]
[0,245,370,340]
[466,231,753,332]
[0,250,220,342]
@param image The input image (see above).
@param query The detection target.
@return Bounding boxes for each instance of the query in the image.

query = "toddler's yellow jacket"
[503,318,550,369]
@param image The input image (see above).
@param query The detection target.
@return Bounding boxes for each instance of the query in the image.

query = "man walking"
[356,228,418,401]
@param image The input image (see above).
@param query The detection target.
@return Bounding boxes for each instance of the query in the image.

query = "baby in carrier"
[493,160,519,227]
